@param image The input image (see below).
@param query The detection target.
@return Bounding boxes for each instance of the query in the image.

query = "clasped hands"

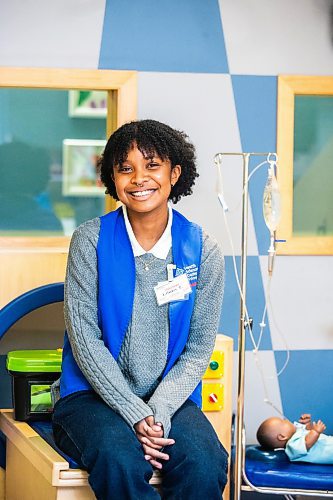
[134,416,175,470]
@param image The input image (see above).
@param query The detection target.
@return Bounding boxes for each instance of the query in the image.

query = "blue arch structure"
[0,282,64,470]
[0,283,64,339]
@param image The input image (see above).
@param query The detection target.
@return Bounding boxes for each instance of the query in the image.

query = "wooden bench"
[0,467,4,500]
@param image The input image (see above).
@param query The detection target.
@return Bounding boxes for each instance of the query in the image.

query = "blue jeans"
[52,391,228,500]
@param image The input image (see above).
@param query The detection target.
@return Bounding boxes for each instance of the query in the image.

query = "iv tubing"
[214,152,283,500]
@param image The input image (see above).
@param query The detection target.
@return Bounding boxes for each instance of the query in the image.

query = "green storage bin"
[7,350,62,422]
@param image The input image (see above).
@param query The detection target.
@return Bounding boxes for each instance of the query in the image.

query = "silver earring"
[171,183,174,188]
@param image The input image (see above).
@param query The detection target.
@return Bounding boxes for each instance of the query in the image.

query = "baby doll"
[257,414,333,464]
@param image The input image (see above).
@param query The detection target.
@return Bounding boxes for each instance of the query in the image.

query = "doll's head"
[257,417,296,450]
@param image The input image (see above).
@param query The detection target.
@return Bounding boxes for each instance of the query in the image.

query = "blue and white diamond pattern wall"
[259,255,333,351]
[138,72,258,256]
[231,351,283,444]
[0,0,106,68]
[221,256,272,352]
[276,349,333,436]
[99,0,229,73]
[220,0,333,76]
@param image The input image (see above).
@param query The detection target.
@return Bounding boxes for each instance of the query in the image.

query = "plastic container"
[6,349,62,422]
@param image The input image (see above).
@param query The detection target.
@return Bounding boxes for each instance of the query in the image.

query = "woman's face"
[113,145,181,216]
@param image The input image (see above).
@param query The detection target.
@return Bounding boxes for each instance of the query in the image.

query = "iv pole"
[214,152,274,500]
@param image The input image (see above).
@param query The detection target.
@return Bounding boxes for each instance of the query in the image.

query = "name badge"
[154,273,192,306]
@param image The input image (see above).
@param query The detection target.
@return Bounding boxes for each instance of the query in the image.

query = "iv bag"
[263,166,281,232]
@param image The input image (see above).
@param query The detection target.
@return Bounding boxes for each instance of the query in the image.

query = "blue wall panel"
[99,0,229,72]
[231,76,277,255]
[220,256,272,351]
[276,350,333,435]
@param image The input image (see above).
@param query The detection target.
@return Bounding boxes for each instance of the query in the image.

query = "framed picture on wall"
[68,90,107,118]
[277,76,333,255]
[62,139,106,196]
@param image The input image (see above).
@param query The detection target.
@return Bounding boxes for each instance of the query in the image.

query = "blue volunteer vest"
[60,207,203,407]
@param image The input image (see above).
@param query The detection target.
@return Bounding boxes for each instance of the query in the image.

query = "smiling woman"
[52,119,228,499]
[99,119,198,204]
[98,119,198,249]
[112,147,180,251]
[112,147,181,219]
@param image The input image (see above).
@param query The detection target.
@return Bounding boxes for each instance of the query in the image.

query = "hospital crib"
[0,283,233,499]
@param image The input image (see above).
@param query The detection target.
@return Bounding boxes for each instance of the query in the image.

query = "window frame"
[0,67,137,249]
[277,75,333,255]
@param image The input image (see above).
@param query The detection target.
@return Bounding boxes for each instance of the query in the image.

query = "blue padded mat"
[31,421,82,470]
[245,446,333,491]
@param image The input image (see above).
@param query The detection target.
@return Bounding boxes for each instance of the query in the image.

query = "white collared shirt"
[122,205,172,259]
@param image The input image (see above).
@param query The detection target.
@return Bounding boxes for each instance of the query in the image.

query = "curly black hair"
[99,119,198,204]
